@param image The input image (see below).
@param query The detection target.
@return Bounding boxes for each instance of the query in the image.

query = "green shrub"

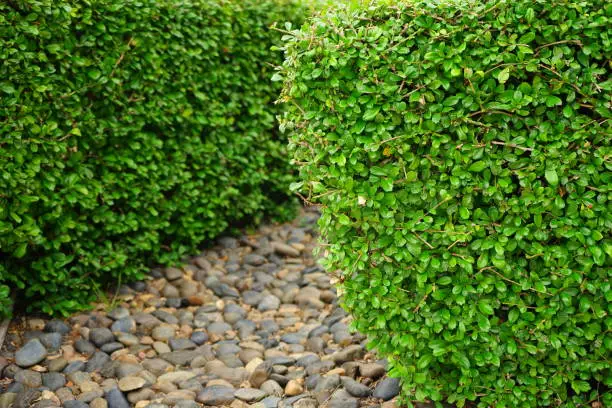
[0,0,306,317]
[280,0,611,406]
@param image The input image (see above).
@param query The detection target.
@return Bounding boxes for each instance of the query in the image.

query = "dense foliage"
[280,0,611,406]
[0,0,305,317]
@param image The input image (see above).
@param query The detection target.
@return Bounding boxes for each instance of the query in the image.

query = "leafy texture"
[280,0,611,407]
[0,0,305,317]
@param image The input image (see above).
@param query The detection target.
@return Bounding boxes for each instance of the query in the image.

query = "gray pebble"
[15,339,47,367]
[372,377,401,401]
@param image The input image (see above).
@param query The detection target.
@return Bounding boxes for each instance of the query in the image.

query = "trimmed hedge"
[280,0,611,407]
[0,0,306,317]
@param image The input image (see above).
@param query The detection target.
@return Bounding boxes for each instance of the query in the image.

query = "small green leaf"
[438,276,452,285]
[417,354,433,369]
[497,68,510,84]
[468,161,487,172]
[363,107,381,121]
[380,178,393,192]
[545,96,562,107]
[338,214,351,225]
[88,69,101,80]
[545,169,559,186]
[478,300,494,315]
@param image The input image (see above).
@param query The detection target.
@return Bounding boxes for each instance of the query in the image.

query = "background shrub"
[0,0,306,317]
[280,0,611,406]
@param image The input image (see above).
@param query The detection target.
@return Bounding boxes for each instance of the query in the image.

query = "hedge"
[279,0,611,407]
[0,0,306,317]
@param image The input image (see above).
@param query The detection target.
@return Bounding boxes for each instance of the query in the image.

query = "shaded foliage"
[0,0,305,316]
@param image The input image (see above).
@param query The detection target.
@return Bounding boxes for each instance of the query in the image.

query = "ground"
[0,208,408,408]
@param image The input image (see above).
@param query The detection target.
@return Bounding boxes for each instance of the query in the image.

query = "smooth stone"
[328,389,359,408]
[40,332,63,351]
[47,356,68,372]
[341,377,371,398]
[315,374,340,392]
[15,339,47,367]
[165,267,184,281]
[207,321,232,335]
[234,388,266,402]
[13,389,42,408]
[115,363,143,378]
[160,350,201,366]
[359,363,386,379]
[158,371,196,384]
[271,242,300,257]
[162,283,181,298]
[127,388,155,403]
[116,333,140,346]
[330,345,364,364]
[153,341,172,354]
[142,358,173,376]
[190,331,209,345]
[306,360,334,375]
[104,387,131,408]
[64,401,89,408]
[293,398,318,408]
[242,291,263,306]
[372,378,401,401]
[86,351,110,372]
[267,356,295,366]
[75,339,96,356]
[78,390,104,403]
[249,362,272,388]
[244,254,266,266]
[284,380,303,396]
[101,342,124,354]
[63,361,86,374]
[108,307,130,320]
[15,370,42,388]
[90,328,115,347]
[296,355,319,368]
[0,394,17,408]
[258,295,280,312]
[44,320,71,334]
[260,379,283,397]
[257,396,281,408]
[152,325,175,341]
[169,338,197,351]
[196,385,235,405]
[118,376,146,391]
[111,318,136,333]
[43,372,67,391]
[91,398,108,408]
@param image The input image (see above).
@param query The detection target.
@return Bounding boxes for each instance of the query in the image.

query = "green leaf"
[478,300,494,315]
[477,315,491,331]
[338,214,351,225]
[497,68,510,84]
[380,178,394,192]
[545,169,559,186]
[438,276,452,285]
[545,96,562,107]
[88,69,101,80]
[363,107,381,121]
[468,161,487,172]
[417,354,433,369]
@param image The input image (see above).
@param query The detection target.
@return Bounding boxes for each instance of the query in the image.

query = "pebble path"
[0,209,404,408]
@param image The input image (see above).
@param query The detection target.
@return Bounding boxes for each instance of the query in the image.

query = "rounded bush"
[280,1,611,407]
[0,0,305,317]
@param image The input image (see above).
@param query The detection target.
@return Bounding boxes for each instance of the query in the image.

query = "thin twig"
[535,40,582,53]
[491,140,534,152]
[413,232,433,249]
[109,37,135,78]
